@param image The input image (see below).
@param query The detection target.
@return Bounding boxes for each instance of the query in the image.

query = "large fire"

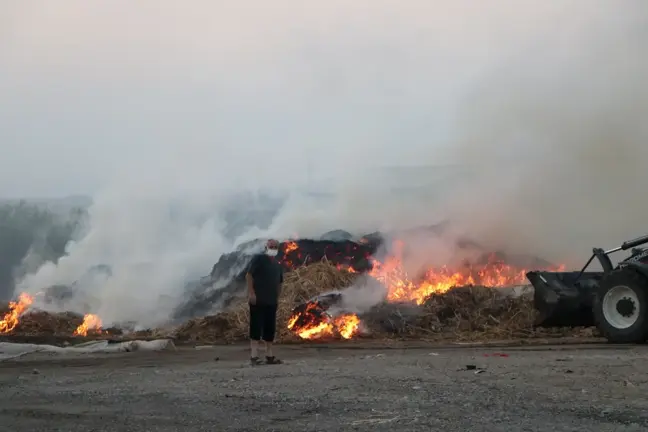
[0,293,34,333]
[73,314,103,336]
[287,300,361,340]
[372,253,532,305]
[286,241,562,340]
[0,236,559,342]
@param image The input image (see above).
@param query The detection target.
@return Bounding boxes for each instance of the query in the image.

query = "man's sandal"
[250,357,264,366]
[266,356,283,365]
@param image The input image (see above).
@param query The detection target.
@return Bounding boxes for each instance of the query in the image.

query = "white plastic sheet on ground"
[0,339,176,361]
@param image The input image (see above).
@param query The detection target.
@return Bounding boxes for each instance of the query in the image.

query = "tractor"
[527,234,648,343]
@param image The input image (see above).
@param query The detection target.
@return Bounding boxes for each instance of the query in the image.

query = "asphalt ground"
[1,342,647,432]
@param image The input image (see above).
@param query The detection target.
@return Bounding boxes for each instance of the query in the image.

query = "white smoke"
[441,1,648,267]
[7,1,647,326]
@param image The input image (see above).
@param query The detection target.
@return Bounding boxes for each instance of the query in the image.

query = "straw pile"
[174,262,358,343]
[9,311,85,336]
[363,286,597,341]
[2,262,596,343]
[173,261,598,343]
[2,310,119,338]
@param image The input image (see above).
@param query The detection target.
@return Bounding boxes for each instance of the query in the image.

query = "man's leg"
[262,304,281,364]
[264,341,272,357]
[249,304,263,364]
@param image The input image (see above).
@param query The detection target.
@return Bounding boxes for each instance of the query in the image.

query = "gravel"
[1,344,648,431]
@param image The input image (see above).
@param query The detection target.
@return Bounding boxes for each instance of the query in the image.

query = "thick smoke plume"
[7,1,647,326]
[442,1,648,266]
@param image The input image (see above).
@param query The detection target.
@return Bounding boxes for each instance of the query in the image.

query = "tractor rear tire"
[593,268,648,343]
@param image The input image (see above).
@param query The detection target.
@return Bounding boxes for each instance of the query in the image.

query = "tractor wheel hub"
[616,297,636,317]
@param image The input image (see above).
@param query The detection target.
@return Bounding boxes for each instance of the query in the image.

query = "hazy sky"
[1,0,574,198]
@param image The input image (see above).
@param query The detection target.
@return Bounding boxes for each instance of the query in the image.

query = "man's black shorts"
[249,303,278,342]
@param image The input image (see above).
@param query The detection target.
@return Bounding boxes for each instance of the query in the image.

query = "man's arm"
[277,267,284,297]
[246,256,259,299]
[246,273,255,297]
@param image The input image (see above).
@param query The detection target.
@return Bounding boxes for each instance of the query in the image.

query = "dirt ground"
[1,341,648,432]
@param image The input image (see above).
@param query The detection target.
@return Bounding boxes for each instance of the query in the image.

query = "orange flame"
[73,314,103,336]
[0,293,34,333]
[335,314,360,339]
[295,321,333,339]
[287,307,361,340]
[362,240,564,305]
[370,254,542,305]
[284,241,299,253]
[279,241,300,267]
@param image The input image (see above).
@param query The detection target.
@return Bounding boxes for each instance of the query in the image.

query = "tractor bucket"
[526,270,601,328]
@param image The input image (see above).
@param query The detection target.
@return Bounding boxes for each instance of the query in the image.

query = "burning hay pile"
[174,262,358,343]
[173,229,570,344]
[1,229,595,345]
[174,260,595,344]
[364,287,537,341]
[1,292,108,339]
[5,311,86,336]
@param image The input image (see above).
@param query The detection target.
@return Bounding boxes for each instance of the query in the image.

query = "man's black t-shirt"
[247,253,283,305]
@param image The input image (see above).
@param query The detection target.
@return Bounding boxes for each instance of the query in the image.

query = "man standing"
[245,238,284,365]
